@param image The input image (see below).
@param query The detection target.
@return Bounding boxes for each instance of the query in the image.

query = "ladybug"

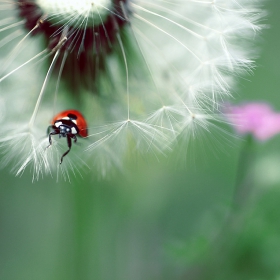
[47,110,88,164]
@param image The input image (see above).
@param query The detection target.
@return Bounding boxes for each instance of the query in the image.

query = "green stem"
[187,135,257,279]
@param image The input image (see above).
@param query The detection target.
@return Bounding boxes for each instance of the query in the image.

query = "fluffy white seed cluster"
[36,0,113,25]
[0,0,264,180]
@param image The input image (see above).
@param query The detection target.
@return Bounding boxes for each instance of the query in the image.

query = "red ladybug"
[47,110,88,164]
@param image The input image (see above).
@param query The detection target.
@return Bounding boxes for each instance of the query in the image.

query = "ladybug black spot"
[67,113,77,120]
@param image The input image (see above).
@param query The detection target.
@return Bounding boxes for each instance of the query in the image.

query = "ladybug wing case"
[52,110,88,137]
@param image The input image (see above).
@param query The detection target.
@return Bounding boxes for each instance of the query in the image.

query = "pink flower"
[227,102,280,141]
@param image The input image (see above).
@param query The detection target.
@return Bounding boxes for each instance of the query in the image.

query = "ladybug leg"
[47,125,52,135]
[73,135,82,147]
[47,130,59,148]
[60,134,72,164]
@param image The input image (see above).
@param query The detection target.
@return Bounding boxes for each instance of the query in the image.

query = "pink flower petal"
[226,102,280,141]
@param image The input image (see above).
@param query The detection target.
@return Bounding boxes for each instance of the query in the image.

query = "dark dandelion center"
[16,0,130,91]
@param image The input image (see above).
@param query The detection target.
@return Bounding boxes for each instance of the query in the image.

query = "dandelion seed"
[0,124,50,181]
[0,0,265,179]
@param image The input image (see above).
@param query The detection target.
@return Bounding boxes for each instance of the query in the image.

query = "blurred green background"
[1,1,280,280]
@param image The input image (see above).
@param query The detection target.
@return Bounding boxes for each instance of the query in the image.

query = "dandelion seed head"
[36,0,113,25]
[0,0,265,178]
[17,0,129,51]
